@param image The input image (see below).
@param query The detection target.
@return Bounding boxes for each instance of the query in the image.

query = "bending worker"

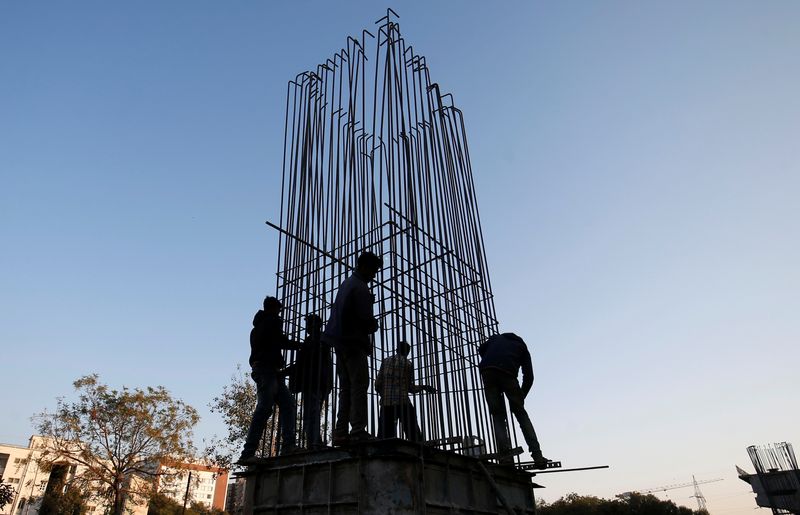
[479,332,549,467]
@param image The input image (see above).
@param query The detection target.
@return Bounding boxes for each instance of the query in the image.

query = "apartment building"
[0,437,227,514]
[154,460,228,511]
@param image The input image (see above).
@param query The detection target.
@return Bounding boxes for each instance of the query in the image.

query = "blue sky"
[1,2,798,513]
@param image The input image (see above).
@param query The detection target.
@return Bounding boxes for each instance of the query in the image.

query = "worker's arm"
[408,360,422,393]
[408,362,438,394]
[280,363,295,377]
[280,338,302,351]
[520,347,534,397]
[354,287,379,334]
[265,317,302,350]
[478,338,489,358]
[375,364,385,394]
[277,330,302,350]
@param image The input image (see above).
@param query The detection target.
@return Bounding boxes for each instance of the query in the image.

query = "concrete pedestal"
[237,439,536,514]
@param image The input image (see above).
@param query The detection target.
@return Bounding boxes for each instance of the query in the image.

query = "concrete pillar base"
[237,439,537,514]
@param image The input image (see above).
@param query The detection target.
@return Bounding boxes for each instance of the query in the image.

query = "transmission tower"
[621,476,722,511]
[692,474,709,512]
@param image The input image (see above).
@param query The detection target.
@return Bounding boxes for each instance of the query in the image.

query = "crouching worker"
[479,332,549,467]
[238,296,301,463]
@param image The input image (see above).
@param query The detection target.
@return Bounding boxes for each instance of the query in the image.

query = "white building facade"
[0,438,107,515]
[0,437,227,515]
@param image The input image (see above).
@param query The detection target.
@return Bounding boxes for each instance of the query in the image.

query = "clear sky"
[1,2,798,513]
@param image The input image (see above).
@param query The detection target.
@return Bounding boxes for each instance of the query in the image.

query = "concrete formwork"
[238,440,537,514]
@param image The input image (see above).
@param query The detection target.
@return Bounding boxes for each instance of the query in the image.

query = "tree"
[33,374,200,515]
[36,460,89,515]
[537,492,706,515]
[205,365,271,470]
[0,483,14,511]
[146,492,226,515]
[38,486,88,515]
[205,365,314,470]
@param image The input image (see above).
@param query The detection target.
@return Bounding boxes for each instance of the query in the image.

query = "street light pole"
[181,470,192,515]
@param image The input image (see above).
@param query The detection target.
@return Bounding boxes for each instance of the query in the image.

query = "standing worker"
[238,297,300,463]
[479,332,549,467]
[375,340,437,442]
[284,314,333,449]
[323,251,383,445]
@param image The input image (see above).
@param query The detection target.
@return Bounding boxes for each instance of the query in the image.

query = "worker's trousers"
[242,365,296,457]
[481,369,542,458]
[378,401,422,442]
[333,347,370,438]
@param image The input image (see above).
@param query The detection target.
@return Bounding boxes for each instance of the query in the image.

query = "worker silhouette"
[323,251,382,445]
[238,297,301,463]
[376,340,437,442]
[284,314,333,449]
[479,332,549,467]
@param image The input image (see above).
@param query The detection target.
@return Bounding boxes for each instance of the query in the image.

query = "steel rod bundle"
[265,10,512,458]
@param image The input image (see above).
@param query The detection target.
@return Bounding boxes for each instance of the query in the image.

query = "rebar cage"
[266,11,505,458]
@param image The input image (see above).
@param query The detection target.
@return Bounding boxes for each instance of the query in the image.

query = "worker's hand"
[424,385,438,394]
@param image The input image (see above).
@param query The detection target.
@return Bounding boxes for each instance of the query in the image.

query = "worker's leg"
[333,349,351,441]
[275,377,297,451]
[481,369,512,452]
[347,349,370,436]
[399,402,422,442]
[303,391,323,447]
[378,405,398,439]
[241,366,278,458]
[503,376,543,459]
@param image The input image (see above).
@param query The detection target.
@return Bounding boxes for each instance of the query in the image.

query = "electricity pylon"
[621,476,723,512]
[692,474,709,511]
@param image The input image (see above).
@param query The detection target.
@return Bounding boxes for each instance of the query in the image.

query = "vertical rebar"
[268,13,509,459]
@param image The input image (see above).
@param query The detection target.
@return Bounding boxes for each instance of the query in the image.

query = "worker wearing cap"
[239,296,301,462]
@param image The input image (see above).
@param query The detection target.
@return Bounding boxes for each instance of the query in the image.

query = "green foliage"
[0,483,14,510]
[205,365,276,470]
[38,485,88,515]
[38,462,82,514]
[210,366,257,445]
[147,493,226,515]
[33,374,200,515]
[537,492,705,515]
[205,365,311,469]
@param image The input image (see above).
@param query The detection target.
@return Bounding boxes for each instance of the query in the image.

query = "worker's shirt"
[478,333,534,395]
[249,311,293,370]
[376,354,417,406]
[322,271,377,352]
